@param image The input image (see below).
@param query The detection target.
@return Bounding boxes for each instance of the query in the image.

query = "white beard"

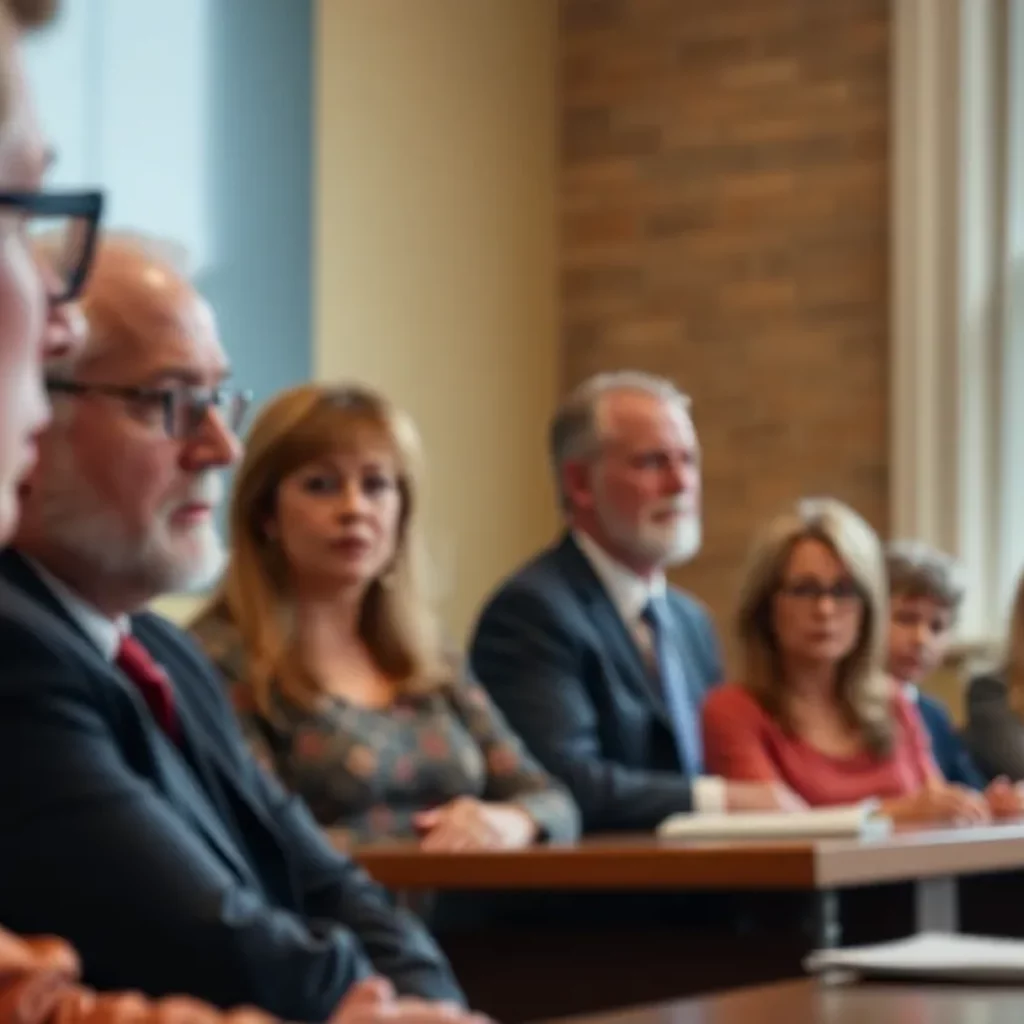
[596,494,702,569]
[34,438,226,598]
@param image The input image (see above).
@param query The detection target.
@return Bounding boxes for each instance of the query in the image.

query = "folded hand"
[413,797,537,851]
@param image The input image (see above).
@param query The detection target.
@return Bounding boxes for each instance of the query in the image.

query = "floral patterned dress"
[190,609,580,846]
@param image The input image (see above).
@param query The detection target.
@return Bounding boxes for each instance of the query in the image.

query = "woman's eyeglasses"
[778,579,863,605]
[0,190,104,303]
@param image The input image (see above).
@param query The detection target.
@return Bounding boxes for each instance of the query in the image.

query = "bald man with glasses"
[0,234,470,1023]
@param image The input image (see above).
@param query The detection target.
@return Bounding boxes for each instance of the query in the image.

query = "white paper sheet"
[656,804,892,840]
[806,933,1024,981]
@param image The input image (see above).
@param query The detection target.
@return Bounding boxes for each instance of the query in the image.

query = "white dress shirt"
[28,557,127,662]
[573,531,726,813]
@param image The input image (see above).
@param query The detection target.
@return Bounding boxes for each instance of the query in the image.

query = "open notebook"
[656,803,892,840]
[806,933,1024,981]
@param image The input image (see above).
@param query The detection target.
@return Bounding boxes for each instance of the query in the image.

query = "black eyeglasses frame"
[0,189,105,302]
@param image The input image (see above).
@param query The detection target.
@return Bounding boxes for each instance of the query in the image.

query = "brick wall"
[560,0,890,666]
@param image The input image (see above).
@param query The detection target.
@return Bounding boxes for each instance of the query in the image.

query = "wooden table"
[351,823,1024,888]
[347,822,1024,936]
[340,826,1024,1021]
[539,979,1024,1024]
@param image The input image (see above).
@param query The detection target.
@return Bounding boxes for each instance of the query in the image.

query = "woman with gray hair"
[702,498,994,824]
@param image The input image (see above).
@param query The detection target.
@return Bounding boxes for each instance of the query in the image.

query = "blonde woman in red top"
[702,498,1005,823]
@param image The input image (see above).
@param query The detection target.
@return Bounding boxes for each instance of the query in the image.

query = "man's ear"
[562,459,596,513]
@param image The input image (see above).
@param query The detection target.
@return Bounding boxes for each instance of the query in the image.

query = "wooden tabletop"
[537,979,1024,1023]
[342,821,1024,891]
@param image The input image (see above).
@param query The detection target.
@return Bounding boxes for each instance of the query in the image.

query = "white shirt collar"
[902,681,919,704]
[573,530,666,626]
[27,557,128,662]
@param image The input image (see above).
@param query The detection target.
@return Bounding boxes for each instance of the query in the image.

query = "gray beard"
[32,440,225,599]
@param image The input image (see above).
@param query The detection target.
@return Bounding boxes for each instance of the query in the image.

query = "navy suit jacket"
[913,689,985,790]
[0,551,462,1021]
[468,534,722,833]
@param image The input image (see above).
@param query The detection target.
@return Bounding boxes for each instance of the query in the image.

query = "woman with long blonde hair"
[192,383,578,849]
[702,498,992,823]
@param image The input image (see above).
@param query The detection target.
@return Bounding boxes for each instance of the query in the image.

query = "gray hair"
[549,370,691,511]
[885,539,965,616]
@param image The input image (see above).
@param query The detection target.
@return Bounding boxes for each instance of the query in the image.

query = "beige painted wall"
[155,0,560,632]
[313,0,560,639]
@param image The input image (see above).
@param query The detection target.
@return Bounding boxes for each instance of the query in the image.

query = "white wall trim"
[891,0,1008,639]
[996,0,1024,621]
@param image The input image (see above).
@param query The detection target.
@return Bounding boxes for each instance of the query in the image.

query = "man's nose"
[184,406,242,470]
[664,457,696,493]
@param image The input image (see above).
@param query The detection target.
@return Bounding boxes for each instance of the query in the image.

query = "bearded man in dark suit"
[0,235,471,1024]
[469,372,796,833]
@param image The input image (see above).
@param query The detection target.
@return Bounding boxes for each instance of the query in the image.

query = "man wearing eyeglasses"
[0,228,475,1021]
[23,237,247,600]
[0,4,101,546]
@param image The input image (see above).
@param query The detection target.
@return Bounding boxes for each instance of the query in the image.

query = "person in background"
[702,498,1003,823]
[191,383,578,850]
[469,371,795,834]
[965,568,1024,782]
[884,541,991,790]
[0,234,475,1023]
[0,0,94,535]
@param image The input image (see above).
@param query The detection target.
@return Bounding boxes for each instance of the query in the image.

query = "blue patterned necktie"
[641,598,702,779]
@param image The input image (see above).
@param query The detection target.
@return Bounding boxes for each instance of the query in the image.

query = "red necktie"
[116,634,178,740]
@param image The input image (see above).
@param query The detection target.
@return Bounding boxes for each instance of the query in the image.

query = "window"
[891,0,1022,641]
[23,0,314,408]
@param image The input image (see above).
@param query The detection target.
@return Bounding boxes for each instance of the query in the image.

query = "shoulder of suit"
[967,670,1008,701]
[478,539,576,609]
[0,576,46,627]
[0,576,94,655]
[504,538,571,584]
[0,582,117,701]
[132,607,191,643]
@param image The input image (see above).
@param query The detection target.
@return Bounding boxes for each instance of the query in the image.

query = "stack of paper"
[656,804,892,840]
[806,932,1024,981]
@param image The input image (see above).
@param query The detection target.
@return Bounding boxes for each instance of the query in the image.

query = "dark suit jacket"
[0,551,462,1021]
[913,689,985,789]
[468,534,722,833]
[964,672,1024,782]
